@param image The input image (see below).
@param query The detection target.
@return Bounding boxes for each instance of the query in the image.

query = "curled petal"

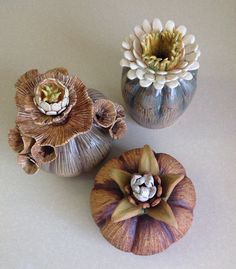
[31,143,56,164]
[94,99,116,128]
[138,145,159,176]
[17,155,39,175]
[114,103,125,119]
[8,127,24,153]
[111,198,144,223]
[109,119,127,140]
[146,200,178,229]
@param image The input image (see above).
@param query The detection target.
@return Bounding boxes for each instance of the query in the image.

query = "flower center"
[141,29,183,71]
[33,79,69,116]
[130,174,157,202]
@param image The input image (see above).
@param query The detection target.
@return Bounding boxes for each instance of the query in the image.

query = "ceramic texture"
[41,89,112,177]
[122,68,198,129]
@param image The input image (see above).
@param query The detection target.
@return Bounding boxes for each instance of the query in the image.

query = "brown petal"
[109,119,127,140]
[168,177,196,211]
[110,168,131,193]
[15,69,39,88]
[131,215,173,255]
[157,153,186,176]
[111,198,144,223]
[17,155,39,175]
[95,158,125,185]
[91,188,121,227]
[119,148,142,174]
[44,67,69,77]
[20,136,35,154]
[31,143,56,164]
[94,99,116,128]
[160,173,185,201]
[114,103,126,119]
[138,145,159,175]
[101,217,138,253]
[8,127,24,153]
[146,200,178,229]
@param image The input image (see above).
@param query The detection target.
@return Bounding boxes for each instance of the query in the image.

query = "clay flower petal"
[146,200,178,228]
[17,78,93,146]
[109,118,127,140]
[138,144,159,175]
[114,103,126,119]
[111,198,144,223]
[17,155,39,175]
[31,143,56,164]
[8,127,24,153]
[110,169,131,193]
[160,173,185,201]
[94,99,116,128]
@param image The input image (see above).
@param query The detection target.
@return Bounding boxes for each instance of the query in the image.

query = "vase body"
[41,89,112,177]
[121,68,198,129]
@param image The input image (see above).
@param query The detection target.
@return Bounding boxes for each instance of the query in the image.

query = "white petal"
[130,62,138,70]
[165,20,175,31]
[140,186,150,198]
[58,107,67,114]
[38,107,46,114]
[133,192,149,202]
[169,69,182,74]
[51,102,62,112]
[120,58,130,67]
[124,51,135,61]
[131,174,142,186]
[133,49,141,59]
[136,69,145,80]
[134,25,145,39]
[62,97,69,107]
[46,111,57,116]
[34,96,41,106]
[166,80,179,89]
[64,88,69,98]
[136,59,147,68]
[184,52,198,62]
[180,71,193,80]
[40,101,51,112]
[185,43,199,54]
[176,25,187,36]
[132,185,140,193]
[155,75,165,84]
[144,73,155,82]
[166,74,179,82]
[183,34,195,46]
[144,175,154,187]
[140,79,153,88]
[146,68,155,74]
[178,61,188,68]
[156,70,167,75]
[188,61,200,71]
[196,49,201,59]
[154,81,164,91]
[152,18,162,32]
[127,69,137,80]
[135,176,145,185]
[122,41,131,50]
[129,34,137,41]
[142,19,152,33]
[133,39,142,54]
[149,186,157,199]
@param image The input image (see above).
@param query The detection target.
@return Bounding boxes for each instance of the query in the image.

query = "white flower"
[120,18,200,93]
[130,174,157,202]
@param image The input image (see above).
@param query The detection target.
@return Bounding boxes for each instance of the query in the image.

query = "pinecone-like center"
[33,78,69,116]
[124,173,162,209]
[141,29,183,71]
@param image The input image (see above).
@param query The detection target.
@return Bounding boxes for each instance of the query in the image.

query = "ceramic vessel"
[120,18,200,129]
[8,68,127,177]
[91,145,196,255]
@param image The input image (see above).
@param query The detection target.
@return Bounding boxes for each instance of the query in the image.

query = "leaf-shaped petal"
[138,145,159,175]
[160,174,185,201]
[111,198,144,223]
[146,200,178,229]
[110,168,131,193]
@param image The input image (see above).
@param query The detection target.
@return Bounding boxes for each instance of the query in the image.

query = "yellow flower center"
[141,29,183,71]
[41,85,63,104]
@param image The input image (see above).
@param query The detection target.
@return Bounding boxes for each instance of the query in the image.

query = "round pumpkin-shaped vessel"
[120,18,200,129]
[8,68,127,177]
[90,145,196,255]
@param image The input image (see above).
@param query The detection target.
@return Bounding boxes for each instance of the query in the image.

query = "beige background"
[0,0,236,268]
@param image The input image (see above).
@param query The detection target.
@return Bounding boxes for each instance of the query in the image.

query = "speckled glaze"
[122,68,198,129]
[41,89,112,177]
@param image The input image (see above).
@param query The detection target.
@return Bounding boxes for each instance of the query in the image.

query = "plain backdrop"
[0,0,236,268]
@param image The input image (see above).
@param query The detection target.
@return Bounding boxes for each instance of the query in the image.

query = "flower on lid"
[120,18,200,92]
